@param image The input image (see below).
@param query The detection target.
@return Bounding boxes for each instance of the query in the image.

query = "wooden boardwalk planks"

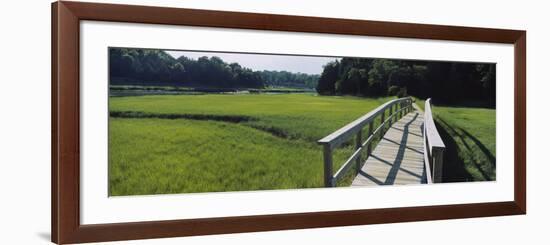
[352,109,426,186]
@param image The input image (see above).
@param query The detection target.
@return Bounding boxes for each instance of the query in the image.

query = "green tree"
[316,61,340,95]
[367,59,398,95]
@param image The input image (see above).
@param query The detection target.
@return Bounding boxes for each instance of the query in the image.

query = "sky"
[165,50,338,75]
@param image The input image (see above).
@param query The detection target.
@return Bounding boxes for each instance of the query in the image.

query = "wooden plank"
[352,108,426,186]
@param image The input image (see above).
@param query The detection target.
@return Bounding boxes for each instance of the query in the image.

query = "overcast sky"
[165,50,338,75]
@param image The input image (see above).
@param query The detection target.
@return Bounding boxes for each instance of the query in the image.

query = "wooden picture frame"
[52,1,526,244]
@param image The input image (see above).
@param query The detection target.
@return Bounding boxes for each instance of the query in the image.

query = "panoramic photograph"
[108,47,496,196]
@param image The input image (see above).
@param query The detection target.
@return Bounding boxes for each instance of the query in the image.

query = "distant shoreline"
[109,85,315,97]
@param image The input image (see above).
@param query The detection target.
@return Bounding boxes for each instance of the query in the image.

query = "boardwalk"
[352,106,426,186]
[318,97,443,187]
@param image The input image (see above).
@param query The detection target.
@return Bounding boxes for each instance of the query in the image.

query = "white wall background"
[0,0,546,244]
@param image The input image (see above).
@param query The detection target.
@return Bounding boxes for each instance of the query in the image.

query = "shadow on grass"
[435,118,495,182]
[460,129,496,168]
[435,119,473,182]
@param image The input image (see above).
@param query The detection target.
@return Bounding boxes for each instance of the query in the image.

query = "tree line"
[109,48,319,89]
[316,57,496,106]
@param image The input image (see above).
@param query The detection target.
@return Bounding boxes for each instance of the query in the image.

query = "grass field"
[109,94,392,196]
[416,99,496,182]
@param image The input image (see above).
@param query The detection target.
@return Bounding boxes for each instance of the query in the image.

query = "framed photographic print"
[51,1,526,244]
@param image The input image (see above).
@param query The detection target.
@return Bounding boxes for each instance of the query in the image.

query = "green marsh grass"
[109,94,392,195]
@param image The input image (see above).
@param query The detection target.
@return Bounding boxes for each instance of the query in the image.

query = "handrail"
[423,98,446,183]
[318,97,412,149]
[317,97,413,187]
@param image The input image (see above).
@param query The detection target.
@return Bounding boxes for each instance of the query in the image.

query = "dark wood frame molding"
[52,1,526,244]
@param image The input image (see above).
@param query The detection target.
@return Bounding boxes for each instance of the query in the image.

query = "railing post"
[389,104,394,126]
[367,121,374,156]
[396,103,400,120]
[355,130,362,172]
[323,144,334,187]
[398,103,401,119]
[380,108,385,133]
[432,147,444,183]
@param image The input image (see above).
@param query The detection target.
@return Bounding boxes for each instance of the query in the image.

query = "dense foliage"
[316,58,496,106]
[109,48,319,89]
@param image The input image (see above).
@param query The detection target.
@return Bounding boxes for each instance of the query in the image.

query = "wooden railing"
[423,98,446,183]
[317,97,414,187]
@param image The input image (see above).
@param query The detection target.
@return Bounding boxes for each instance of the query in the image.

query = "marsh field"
[109,93,391,195]
[109,92,495,196]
